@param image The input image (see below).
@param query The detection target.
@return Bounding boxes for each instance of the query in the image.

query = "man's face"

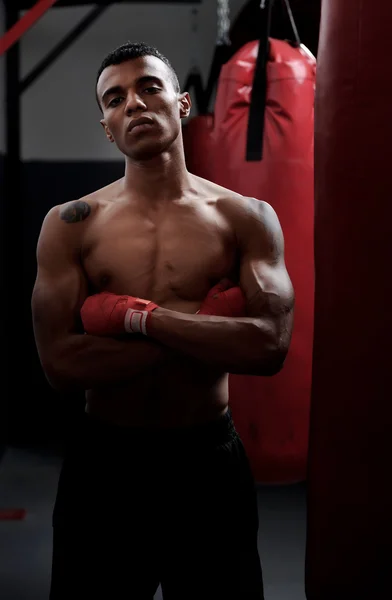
[97,56,191,160]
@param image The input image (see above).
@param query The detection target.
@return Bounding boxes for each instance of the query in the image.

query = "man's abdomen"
[85,358,229,428]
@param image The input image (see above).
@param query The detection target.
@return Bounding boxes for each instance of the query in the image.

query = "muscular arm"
[32,202,166,392]
[147,198,294,376]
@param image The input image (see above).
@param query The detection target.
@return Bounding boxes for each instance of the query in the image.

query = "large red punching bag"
[182,114,214,181]
[211,39,316,483]
[305,1,392,598]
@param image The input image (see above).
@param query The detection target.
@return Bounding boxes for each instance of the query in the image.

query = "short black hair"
[95,41,181,109]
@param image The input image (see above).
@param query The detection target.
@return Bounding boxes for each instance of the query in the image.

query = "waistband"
[77,408,238,452]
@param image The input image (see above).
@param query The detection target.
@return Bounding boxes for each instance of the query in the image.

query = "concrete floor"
[0,446,307,600]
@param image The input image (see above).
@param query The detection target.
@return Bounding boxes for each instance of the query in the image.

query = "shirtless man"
[32,42,294,599]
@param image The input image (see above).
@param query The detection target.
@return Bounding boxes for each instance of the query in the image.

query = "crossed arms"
[32,197,294,392]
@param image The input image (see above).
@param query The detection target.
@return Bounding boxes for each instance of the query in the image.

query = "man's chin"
[125,141,166,162]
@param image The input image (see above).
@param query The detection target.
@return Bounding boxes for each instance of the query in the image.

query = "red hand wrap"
[198,279,247,317]
[81,292,158,336]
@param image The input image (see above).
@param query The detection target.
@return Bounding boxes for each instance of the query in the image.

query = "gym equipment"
[182,0,231,178]
[184,1,316,484]
[305,0,392,597]
[0,0,57,57]
[183,114,214,181]
[215,37,316,484]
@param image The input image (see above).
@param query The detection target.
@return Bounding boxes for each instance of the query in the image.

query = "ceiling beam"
[7,0,201,9]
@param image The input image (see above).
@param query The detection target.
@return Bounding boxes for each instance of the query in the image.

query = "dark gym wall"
[0,2,4,155]
[1,2,6,459]
[0,2,4,158]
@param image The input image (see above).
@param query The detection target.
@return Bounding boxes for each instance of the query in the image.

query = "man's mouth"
[127,116,154,133]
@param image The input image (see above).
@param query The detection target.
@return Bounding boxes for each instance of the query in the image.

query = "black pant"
[49,409,264,599]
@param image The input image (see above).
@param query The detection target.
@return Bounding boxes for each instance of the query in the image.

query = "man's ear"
[100,119,114,143]
[179,92,192,119]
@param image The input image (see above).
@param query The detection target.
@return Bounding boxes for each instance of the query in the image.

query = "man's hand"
[81,280,246,338]
[81,292,159,336]
[198,279,247,317]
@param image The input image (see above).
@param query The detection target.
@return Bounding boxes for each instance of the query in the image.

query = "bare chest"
[82,202,237,305]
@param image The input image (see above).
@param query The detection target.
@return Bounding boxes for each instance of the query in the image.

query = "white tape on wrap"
[124,309,149,335]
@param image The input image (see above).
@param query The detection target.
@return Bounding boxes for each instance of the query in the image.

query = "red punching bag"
[212,39,316,484]
[306,0,392,597]
[182,41,232,181]
[182,114,214,181]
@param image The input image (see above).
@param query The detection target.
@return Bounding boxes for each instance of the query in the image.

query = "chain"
[190,7,199,34]
[216,0,231,46]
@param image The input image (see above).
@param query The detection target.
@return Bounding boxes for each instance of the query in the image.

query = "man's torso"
[73,175,242,426]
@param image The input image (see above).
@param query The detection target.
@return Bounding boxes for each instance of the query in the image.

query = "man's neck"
[123,146,192,206]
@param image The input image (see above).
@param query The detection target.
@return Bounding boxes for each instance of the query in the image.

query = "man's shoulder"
[194,175,265,212]
[45,178,123,226]
[212,189,283,248]
[215,189,274,224]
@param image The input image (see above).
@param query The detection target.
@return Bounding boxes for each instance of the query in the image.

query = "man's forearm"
[45,334,168,392]
[147,309,283,376]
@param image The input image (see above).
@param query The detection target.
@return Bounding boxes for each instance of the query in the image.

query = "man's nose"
[124,92,147,114]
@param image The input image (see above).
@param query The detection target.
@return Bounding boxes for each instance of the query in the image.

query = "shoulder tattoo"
[60,200,91,224]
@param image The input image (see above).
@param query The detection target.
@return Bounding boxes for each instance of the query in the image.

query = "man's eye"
[143,87,160,94]
[108,97,123,107]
